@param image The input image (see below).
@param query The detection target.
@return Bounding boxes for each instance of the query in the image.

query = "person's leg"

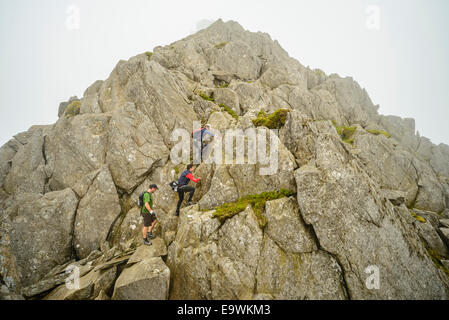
[149,219,157,232]
[142,214,152,245]
[185,186,195,202]
[142,226,148,239]
[202,143,208,160]
[176,189,185,215]
[148,218,157,239]
[193,139,201,164]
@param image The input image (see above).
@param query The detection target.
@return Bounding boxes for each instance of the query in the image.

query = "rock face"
[294,132,448,299]
[112,257,170,300]
[1,19,449,300]
[2,189,78,287]
[74,166,121,259]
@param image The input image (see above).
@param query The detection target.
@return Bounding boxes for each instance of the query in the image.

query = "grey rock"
[45,266,116,300]
[294,133,449,299]
[439,228,449,247]
[106,102,169,193]
[198,165,238,210]
[0,139,22,188]
[127,239,168,265]
[213,88,241,116]
[415,219,449,259]
[45,113,111,191]
[256,236,347,300]
[74,166,121,259]
[3,127,51,195]
[440,219,449,229]
[112,257,170,300]
[4,189,78,287]
[264,197,317,253]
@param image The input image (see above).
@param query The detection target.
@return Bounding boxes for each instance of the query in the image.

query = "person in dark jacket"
[193,124,214,163]
[175,164,201,216]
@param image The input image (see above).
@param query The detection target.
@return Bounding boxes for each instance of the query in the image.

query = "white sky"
[1,0,448,146]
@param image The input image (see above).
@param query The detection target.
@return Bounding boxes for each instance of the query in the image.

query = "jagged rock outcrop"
[1,189,78,287]
[1,19,449,300]
[112,257,170,300]
[73,166,121,259]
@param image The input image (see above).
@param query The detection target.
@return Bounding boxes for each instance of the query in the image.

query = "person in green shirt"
[141,184,158,246]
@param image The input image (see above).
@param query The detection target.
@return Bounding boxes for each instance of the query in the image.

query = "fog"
[1,0,448,146]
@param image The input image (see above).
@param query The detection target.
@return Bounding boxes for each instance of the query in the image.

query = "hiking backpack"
[169,181,179,192]
[137,192,149,207]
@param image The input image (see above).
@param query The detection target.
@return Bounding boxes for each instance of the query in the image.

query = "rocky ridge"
[1,19,449,300]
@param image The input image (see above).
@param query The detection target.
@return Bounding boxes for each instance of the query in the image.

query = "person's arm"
[145,202,153,212]
[204,129,215,137]
[144,193,153,213]
[186,173,200,183]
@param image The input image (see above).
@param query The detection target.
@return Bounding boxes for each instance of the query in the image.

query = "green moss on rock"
[219,104,239,121]
[367,129,391,138]
[332,121,356,145]
[252,109,290,129]
[64,101,81,118]
[198,91,215,102]
[145,51,154,59]
[410,211,427,223]
[211,189,295,228]
[215,42,229,49]
[426,247,449,277]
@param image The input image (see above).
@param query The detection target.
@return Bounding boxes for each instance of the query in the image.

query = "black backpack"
[169,181,179,192]
[138,192,149,207]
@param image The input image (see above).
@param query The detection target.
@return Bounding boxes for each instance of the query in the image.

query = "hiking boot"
[143,238,152,246]
[186,201,194,206]
[147,232,156,240]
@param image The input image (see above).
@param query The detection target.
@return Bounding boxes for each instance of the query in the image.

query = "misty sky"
[1,0,448,147]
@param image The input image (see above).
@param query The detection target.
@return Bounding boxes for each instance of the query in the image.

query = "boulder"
[264,197,317,253]
[111,257,170,300]
[106,102,169,193]
[0,139,22,189]
[45,266,117,300]
[352,134,419,207]
[213,88,241,116]
[2,189,78,286]
[439,228,449,247]
[255,236,347,300]
[74,166,121,259]
[440,219,449,229]
[3,127,50,195]
[45,113,111,191]
[127,240,168,265]
[198,165,238,210]
[415,219,449,259]
[294,133,449,299]
[3,189,78,287]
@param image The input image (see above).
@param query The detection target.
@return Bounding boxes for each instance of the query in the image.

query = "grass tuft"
[212,189,295,228]
[332,121,356,145]
[219,104,239,121]
[64,101,81,118]
[252,109,290,129]
[214,42,229,49]
[410,211,427,223]
[367,129,391,138]
[198,91,215,102]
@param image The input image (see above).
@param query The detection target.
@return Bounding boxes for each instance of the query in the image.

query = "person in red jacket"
[175,164,201,216]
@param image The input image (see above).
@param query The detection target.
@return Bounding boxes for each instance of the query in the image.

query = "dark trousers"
[176,185,195,214]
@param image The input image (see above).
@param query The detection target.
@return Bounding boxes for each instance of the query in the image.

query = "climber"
[141,184,159,246]
[193,124,215,163]
[175,164,201,216]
